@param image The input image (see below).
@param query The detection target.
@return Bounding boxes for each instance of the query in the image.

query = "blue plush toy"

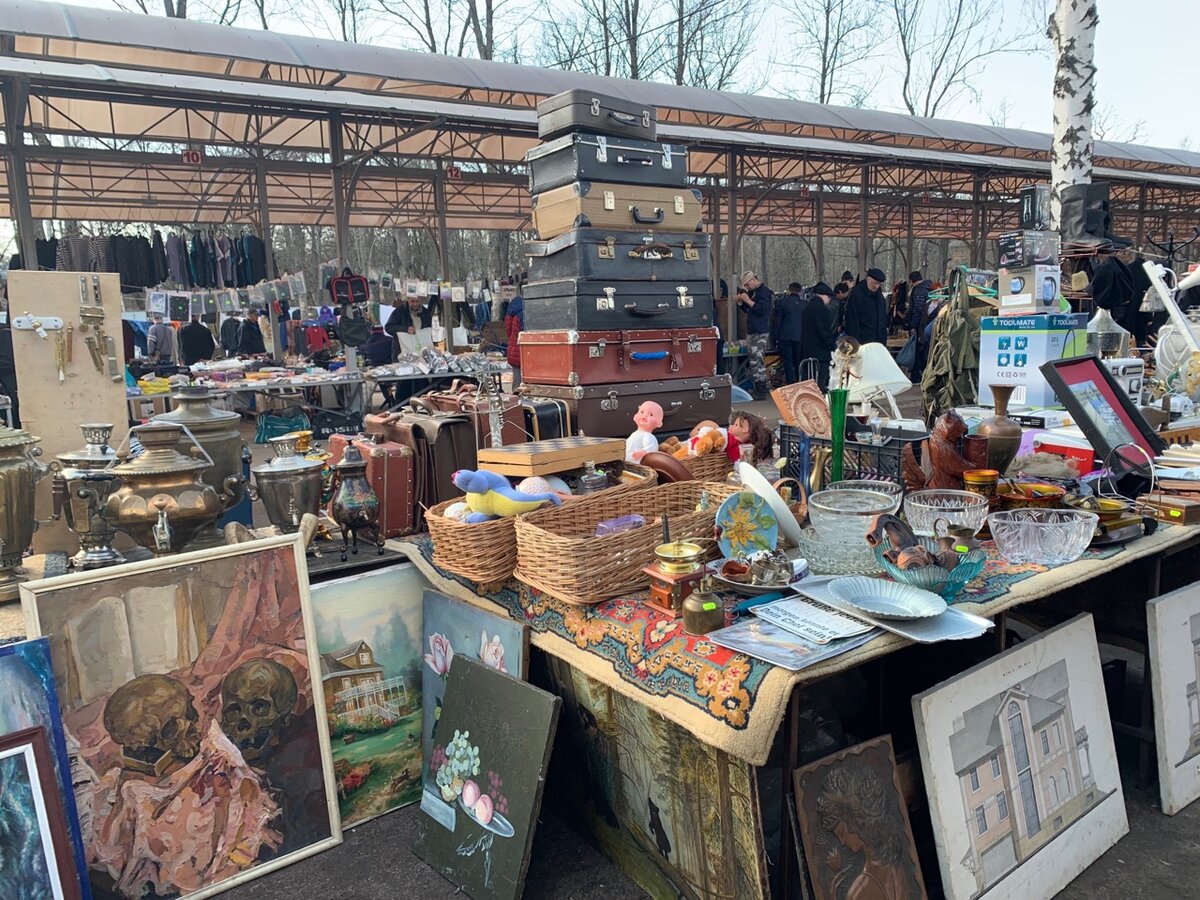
[452,469,563,523]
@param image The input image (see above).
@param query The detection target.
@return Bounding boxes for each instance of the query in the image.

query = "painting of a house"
[1179,614,1200,765]
[915,615,1126,900]
[322,640,412,727]
[949,660,1102,895]
[1148,587,1200,815]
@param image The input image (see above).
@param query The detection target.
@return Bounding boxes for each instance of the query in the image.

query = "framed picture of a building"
[913,614,1127,900]
[1148,584,1200,815]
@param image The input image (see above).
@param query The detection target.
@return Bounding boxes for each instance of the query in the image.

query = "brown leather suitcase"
[327,434,416,537]
[518,328,718,386]
[414,383,527,449]
[522,375,732,438]
[525,229,710,283]
[536,89,657,142]
[530,181,704,239]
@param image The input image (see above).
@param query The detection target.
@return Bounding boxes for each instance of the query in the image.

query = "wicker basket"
[426,463,656,588]
[514,481,740,605]
[680,453,733,482]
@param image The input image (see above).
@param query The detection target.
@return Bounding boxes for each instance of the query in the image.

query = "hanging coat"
[920,268,986,424]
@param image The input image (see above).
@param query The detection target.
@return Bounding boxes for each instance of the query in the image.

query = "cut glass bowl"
[904,489,989,537]
[987,509,1098,565]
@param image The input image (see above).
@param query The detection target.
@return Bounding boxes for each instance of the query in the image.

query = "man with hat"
[147,312,178,365]
[238,307,267,356]
[801,282,838,390]
[735,270,774,400]
[843,267,889,345]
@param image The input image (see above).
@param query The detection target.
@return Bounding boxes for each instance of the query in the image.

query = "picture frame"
[1039,355,1163,471]
[147,290,168,315]
[0,726,84,900]
[21,534,342,900]
[1147,583,1200,814]
[913,614,1126,900]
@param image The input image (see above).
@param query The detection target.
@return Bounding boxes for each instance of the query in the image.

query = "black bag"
[522,375,732,438]
[525,229,710,283]
[526,134,688,195]
[523,279,713,331]
[336,307,371,347]
[536,89,657,142]
[307,408,364,441]
[329,267,370,305]
[519,397,573,440]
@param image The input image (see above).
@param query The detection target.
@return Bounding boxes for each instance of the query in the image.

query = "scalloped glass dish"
[874,538,987,601]
[796,526,884,576]
[829,576,948,620]
[827,479,904,507]
[808,489,896,542]
[903,489,989,537]
[987,509,1098,565]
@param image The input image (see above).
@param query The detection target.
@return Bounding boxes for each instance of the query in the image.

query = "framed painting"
[1148,584,1200,814]
[311,564,425,827]
[21,534,341,900]
[0,638,90,899]
[413,657,560,900]
[0,726,83,900]
[420,590,528,827]
[913,614,1126,900]
[793,736,928,900]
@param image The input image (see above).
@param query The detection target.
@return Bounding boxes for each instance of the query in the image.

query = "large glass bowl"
[826,479,904,510]
[987,509,1099,565]
[874,538,987,601]
[808,489,896,542]
[904,489,989,537]
[796,527,884,575]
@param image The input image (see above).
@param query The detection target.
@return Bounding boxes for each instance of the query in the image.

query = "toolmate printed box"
[978,313,1088,408]
[997,265,1063,316]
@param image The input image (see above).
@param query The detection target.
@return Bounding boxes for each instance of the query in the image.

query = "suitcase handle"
[630,206,665,224]
[615,153,653,167]
[660,400,684,418]
[628,243,674,262]
[608,110,637,125]
[623,303,668,317]
[629,350,669,361]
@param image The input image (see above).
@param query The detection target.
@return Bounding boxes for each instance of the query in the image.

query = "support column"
[972,175,986,268]
[329,112,350,265]
[906,201,915,274]
[858,164,870,275]
[253,150,280,354]
[814,191,825,279]
[2,76,38,267]
[1136,183,1148,248]
[759,234,768,286]
[726,151,738,339]
[433,162,456,350]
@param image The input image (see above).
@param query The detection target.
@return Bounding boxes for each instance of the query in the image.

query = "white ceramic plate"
[828,576,948,620]
[735,461,803,549]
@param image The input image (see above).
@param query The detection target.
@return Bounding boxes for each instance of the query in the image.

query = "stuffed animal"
[671,425,727,460]
[451,469,563,523]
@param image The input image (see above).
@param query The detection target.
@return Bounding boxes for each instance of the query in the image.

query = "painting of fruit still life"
[311,564,426,828]
[413,656,560,900]
[21,535,341,900]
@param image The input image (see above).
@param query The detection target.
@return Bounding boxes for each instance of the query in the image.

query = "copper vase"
[978,385,1023,476]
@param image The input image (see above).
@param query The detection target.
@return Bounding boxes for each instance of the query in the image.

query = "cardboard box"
[128,395,173,422]
[979,313,1088,408]
[997,230,1060,268]
[1019,184,1052,231]
[998,265,1062,315]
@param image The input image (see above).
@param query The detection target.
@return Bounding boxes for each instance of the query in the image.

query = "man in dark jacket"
[800,282,838,390]
[219,311,241,358]
[904,270,934,381]
[736,270,774,399]
[771,282,806,385]
[238,307,267,356]
[832,282,850,333]
[843,267,888,345]
[1091,252,1134,339]
[385,296,435,337]
[179,316,216,366]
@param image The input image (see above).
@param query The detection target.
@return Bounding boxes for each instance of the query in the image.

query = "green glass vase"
[828,387,849,484]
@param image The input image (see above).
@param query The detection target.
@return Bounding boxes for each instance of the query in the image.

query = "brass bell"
[682,576,725,636]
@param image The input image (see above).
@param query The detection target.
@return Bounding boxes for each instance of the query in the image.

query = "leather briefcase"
[537,89,657,142]
[525,229,710,284]
[526,133,688,195]
[412,387,526,450]
[523,278,713,331]
[531,181,704,239]
[518,328,719,386]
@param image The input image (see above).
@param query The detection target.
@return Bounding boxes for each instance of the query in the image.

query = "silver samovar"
[250,435,325,533]
[52,423,124,569]
[0,425,53,601]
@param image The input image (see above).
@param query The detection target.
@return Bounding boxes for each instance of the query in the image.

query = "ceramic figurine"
[625,401,664,463]
[926,411,974,490]
[451,469,563,522]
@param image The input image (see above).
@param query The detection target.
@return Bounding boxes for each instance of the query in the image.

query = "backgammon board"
[477,436,626,476]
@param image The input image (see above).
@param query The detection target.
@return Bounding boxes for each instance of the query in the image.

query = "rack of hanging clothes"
[8,228,168,293]
[164,225,269,290]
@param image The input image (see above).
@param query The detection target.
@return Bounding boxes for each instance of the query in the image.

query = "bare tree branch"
[780,0,879,104]
[1092,103,1146,144]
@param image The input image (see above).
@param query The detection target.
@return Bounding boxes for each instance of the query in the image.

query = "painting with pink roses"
[413,657,560,900]
[310,563,426,828]
[420,590,528,829]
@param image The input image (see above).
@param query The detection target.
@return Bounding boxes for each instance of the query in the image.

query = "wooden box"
[477,436,625,477]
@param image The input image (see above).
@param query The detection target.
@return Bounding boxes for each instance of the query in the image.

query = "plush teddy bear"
[671,424,727,459]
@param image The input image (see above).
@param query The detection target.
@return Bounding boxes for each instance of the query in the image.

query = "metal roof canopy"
[1,0,1199,277]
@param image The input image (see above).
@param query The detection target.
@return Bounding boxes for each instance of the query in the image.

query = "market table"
[394,524,1199,900]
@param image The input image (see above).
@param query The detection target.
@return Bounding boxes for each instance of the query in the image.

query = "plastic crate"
[780,424,924,494]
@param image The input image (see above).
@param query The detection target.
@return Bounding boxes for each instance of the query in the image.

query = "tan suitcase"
[531,181,704,239]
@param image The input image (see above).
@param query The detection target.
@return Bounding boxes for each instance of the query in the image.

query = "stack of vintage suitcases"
[517,89,733,437]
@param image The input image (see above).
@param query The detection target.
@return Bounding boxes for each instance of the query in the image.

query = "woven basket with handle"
[680,452,733,482]
[427,463,657,588]
[514,480,740,605]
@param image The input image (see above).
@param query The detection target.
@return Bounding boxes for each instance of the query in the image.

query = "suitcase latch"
[699,381,715,401]
[687,338,701,353]
[590,98,601,117]
[683,240,699,261]
[597,287,616,311]
[603,190,615,211]
[595,135,608,163]
[661,144,673,169]
[599,237,616,260]
[601,390,620,412]
[589,340,607,358]
[676,286,693,308]
[674,195,685,214]
[642,110,652,129]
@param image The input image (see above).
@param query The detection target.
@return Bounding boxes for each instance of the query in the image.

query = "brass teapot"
[0,425,53,602]
[53,423,124,569]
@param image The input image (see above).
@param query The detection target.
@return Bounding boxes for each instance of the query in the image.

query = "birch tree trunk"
[1047,0,1098,230]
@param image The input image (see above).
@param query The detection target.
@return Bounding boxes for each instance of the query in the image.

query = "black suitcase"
[526,133,688,195]
[523,375,733,438]
[523,279,713,331]
[537,89,657,142]
[525,230,710,283]
[519,396,573,440]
